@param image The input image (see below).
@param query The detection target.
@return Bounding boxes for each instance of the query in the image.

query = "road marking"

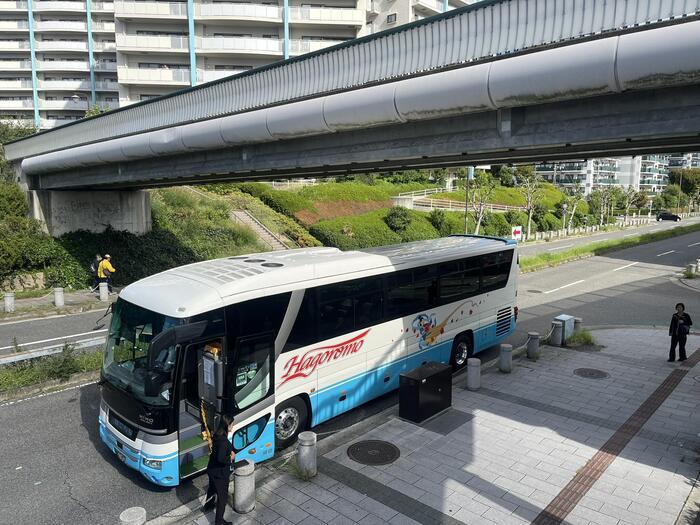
[688,242,700,247]
[656,250,675,257]
[612,262,639,272]
[546,244,575,252]
[0,380,98,409]
[623,233,636,238]
[0,329,107,352]
[543,280,585,294]
[0,308,108,327]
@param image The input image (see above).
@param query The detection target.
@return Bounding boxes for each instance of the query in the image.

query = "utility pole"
[464,166,474,234]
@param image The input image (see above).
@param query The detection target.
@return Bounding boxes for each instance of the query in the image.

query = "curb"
[0,298,114,323]
[0,369,100,404]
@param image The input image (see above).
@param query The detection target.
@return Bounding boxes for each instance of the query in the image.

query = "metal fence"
[8,0,700,160]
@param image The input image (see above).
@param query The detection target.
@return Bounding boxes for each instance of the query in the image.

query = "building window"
[387,13,397,23]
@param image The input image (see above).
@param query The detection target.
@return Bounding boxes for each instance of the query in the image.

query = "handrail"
[8,0,700,159]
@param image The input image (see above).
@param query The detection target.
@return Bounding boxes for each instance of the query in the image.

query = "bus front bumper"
[99,408,179,487]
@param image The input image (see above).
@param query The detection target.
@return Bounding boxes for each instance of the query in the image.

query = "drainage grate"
[574,368,610,379]
[347,440,400,466]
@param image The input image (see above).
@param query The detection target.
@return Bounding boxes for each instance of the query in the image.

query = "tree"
[0,119,36,183]
[565,181,585,233]
[493,165,516,187]
[468,171,496,235]
[633,189,649,212]
[515,165,543,239]
[669,168,700,196]
[621,186,638,220]
[84,104,109,118]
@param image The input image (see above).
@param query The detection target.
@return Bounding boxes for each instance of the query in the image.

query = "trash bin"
[399,362,452,423]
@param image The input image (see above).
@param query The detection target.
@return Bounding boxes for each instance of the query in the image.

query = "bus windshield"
[102,299,183,406]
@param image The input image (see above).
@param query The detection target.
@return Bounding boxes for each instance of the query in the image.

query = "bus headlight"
[143,458,162,470]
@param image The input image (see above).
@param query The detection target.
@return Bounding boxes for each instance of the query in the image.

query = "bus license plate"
[116,450,126,463]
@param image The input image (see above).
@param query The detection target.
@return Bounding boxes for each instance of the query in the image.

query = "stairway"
[230,210,290,251]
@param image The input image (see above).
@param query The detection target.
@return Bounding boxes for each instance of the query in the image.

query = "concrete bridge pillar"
[28,190,151,237]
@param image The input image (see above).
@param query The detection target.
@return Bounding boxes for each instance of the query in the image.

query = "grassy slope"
[433,183,565,209]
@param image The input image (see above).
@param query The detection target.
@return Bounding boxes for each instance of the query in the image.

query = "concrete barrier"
[233,459,255,514]
[467,358,481,391]
[499,344,512,373]
[53,287,64,307]
[298,431,317,478]
[551,320,564,347]
[527,332,540,360]
[3,292,15,313]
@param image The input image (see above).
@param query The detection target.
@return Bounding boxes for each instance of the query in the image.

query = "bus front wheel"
[450,334,472,372]
[275,397,308,450]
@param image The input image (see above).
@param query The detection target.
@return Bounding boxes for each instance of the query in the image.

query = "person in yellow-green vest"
[98,254,116,293]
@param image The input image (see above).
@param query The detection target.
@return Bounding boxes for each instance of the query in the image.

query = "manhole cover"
[574,368,609,379]
[347,440,400,466]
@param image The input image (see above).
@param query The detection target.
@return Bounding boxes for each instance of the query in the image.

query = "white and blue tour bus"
[98,235,518,486]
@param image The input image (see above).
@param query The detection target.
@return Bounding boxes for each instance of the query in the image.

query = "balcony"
[95,81,119,90]
[0,1,27,10]
[93,41,117,51]
[412,0,443,15]
[0,79,33,88]
[0,59,31,70]
[92,1,114,11]
[40,79,92,90]
[0,20,28,30]
[38,59,89,70]
[198,68,249,83]
[289,39,345,55]
[114,0,187,18]
[197,2,281,21]
[40,98,88,110]
[0,40,30,50]
[289,6,364,26]
[118,66,190,85]
[92,21,116,32]
[95,100,119,110]
[40,117,82,128]
[116,34,188,52]
[94,61,117,71]
[197,36,282,56]
[36,40,88,51]
[0,99,33,109]
[35,20,86,31]
[33,1,86,12]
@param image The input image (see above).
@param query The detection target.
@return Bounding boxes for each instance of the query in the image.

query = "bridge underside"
[29,85,700,191]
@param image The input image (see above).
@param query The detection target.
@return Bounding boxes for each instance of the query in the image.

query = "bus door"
[228,332,276,465]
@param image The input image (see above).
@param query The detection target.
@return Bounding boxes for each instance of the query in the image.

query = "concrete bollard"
[233,459,256,514]
[526,332,540,360]
[53,287,64,307]
[499,344,512,373]
[466,358,481,391]
[298,431,317,478]
[574,317,583,331]
[551,320,564,347]
[3,292,15,313]
[98,282,109,302]
[687,264,695,276]
[119,507,146,525]
[696,259,700,273]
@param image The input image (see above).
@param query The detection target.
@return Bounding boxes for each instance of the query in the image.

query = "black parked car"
[657,212,681,222]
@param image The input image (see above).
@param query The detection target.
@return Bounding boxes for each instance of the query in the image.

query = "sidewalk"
[153,328,700,525]
[0,288,116,320]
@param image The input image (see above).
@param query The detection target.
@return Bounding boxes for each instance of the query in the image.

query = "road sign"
[511,225,523,241]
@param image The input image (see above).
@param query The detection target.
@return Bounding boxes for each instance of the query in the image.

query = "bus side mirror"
[148,321,207,370]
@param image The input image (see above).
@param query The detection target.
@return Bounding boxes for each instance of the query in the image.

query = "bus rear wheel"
[450,334,472,372]
[275,397,308,450]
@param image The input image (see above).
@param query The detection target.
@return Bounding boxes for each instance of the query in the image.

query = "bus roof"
[119,235,515,318]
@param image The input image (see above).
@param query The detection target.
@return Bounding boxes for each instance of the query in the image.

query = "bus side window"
[482,250,513,292]
[284,291,316,352]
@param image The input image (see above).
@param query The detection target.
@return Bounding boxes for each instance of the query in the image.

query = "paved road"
[1,231,699,524]
[518,215,700,257]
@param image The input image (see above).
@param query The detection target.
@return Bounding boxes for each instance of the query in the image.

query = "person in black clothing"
[203,414,235,525]
[668,302,691,362]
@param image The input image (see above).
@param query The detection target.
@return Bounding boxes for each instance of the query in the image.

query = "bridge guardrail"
[8,0,700,160]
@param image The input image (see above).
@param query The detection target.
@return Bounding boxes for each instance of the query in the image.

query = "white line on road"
[656,250,675,257]
[546,244,575,252]
[623,233,636,238]
[688,242,700,247]
[543,280,585,294]
[613,262,639,272]
[0,329,107,352]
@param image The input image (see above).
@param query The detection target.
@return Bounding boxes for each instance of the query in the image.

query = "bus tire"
[275,397,308,450]
[450,333,472,372]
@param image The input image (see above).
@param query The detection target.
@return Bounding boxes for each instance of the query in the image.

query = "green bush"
[503,210,534,232]
[480,213,511,237]
[232,182,314,217]
[310,213,402,250]
[428,209,450,236]
[385,206,412,232]
[537,212,563,232]
[0,182,28,217]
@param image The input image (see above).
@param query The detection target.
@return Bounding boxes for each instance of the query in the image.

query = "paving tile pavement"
[157,329,699,525]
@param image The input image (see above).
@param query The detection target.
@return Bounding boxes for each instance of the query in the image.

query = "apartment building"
[0,0,118,129]
[668,153,700,170]
[367,0,475,33]
[0,0,375,126]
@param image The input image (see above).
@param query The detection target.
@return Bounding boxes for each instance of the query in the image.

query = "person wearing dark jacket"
[204,414,235,525]
[668,302,691,362]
